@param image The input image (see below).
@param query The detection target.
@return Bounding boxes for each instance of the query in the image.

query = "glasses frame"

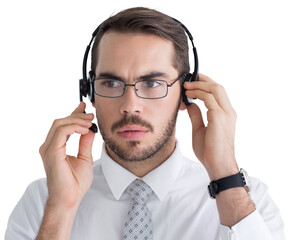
[92,73,185,99]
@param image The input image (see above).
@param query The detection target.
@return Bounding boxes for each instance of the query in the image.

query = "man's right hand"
[39,102,95,209]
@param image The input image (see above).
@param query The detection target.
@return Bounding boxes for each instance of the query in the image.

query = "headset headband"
[80,16,199,105]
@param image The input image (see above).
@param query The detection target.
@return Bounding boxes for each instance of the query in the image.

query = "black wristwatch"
[208,168,251,199]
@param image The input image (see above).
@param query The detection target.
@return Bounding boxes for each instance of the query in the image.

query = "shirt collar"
[100,141,183,201]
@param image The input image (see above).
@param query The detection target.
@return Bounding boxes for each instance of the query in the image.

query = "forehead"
[95,31,177,77]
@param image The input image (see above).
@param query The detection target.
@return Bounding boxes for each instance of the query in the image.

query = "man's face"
[93,31,182,162]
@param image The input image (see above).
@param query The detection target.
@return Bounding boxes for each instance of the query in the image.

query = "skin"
[36,32,255,240]
[93,32,182,177]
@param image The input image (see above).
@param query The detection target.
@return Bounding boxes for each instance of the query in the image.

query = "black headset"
[79,17,199,133]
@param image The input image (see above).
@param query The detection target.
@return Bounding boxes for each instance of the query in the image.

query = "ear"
[91,100,96,109]
[179,99,187,111]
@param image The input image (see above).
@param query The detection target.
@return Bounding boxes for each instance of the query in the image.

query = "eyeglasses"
[93,74,184,99]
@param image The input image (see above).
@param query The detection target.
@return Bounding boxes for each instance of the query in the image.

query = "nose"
[119,85,143,115]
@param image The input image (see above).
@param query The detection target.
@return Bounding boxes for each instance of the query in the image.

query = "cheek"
[148,99,174,124]
[93,93,179,133]
[94,101,117,129]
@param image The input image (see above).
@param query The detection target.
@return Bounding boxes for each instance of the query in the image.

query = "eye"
[142,80,162,88]
[100,79,122,88]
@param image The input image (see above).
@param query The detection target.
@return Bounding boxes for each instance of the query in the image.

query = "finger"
[41,103,93,151]
[184,74,215,89]
[195,73,213,83]
[186,102,205,132]
[77,130,96,164]
[184,76,233,112]
[41,114,94,153]
[49,124,91,151]
[186,89,221,111]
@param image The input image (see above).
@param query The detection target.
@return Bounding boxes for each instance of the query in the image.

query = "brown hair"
[91,7,190,76]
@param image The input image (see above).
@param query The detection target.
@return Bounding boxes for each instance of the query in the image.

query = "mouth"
[116,125,149,140]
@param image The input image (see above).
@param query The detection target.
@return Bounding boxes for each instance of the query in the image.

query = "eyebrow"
[97,71,170,81]
[138,72,169,80]
[98,72,123,81]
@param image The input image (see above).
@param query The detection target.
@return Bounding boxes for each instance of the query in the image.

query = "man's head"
[91,7,190,162]
[91,7,190,79]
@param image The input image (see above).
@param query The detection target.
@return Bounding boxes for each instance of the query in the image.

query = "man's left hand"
[183,73,239,180]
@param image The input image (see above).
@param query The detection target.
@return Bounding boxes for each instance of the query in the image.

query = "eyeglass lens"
[94,79,168,99]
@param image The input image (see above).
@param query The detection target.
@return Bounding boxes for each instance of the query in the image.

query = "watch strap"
[208,172,245,199]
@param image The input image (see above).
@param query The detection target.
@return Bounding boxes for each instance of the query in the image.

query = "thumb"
[187,103,205,132]
[77,130,95,163]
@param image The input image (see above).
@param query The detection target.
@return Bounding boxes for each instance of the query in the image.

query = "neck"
[105,136,177,178]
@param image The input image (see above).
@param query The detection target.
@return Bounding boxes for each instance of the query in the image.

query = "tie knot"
[126,179,154,205]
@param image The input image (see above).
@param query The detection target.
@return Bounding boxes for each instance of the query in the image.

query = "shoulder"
[175,156,210,192]
[181,156,209,180]
[5,178,48,239]
[182,156,205,171]
[17,178,49,212]
[20,178,48,202]
[27,177,48,192]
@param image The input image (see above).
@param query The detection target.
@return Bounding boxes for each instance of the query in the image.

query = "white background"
[0,0,289,238]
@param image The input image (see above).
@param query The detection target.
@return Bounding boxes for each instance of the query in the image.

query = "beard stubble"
[97,100,180,162]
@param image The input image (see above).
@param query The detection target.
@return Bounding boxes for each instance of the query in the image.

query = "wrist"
[36,199,80,240]
[46,196,81,212]
[206,164,239,181]
[208,168,251,199]
[46,186,84,210]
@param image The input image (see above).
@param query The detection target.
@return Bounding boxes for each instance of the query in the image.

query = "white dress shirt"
[5,142,285,240]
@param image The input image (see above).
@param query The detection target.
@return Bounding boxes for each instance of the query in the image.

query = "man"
[5,7,285,240]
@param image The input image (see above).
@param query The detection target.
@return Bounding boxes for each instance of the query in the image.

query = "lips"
[117,125,149,140]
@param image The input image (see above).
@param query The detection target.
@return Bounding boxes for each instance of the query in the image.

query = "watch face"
[240,168,251,192]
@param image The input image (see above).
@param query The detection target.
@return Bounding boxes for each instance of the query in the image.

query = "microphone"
[83,111,98,133]
[90,123,98,133]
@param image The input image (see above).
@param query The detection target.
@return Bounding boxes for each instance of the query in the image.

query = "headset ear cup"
[89,80,95,103]
[79,78,88,102]
[88,71,95,103]
[182,73,193,106]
